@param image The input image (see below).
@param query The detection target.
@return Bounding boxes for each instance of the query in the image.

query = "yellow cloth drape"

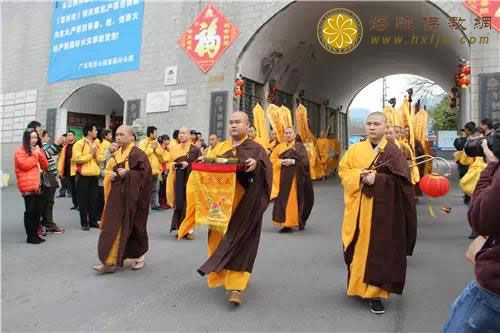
[166,143,191,208]
[339,139,389,299]
[267,104,286,143]
[253,103,270,146]
[295,104,315,143]
[383,105,396,127]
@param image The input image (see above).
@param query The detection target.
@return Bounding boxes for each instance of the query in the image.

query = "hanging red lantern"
[419,174,451,198]
[235,79,245,88]
[462,65,471,75]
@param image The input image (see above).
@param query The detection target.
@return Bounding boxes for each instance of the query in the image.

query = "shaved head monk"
[166,126,201,238]
[94,125,152,273]
[178,111,272,305]
[338,112,416,314]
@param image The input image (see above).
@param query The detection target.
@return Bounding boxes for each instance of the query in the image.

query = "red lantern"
[235,79,245,88]
[462,65,471,75]
[419,175,450,198]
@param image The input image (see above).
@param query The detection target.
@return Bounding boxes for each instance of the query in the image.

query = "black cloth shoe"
[369,300,385,314]
[56,193,66,198]
[278,227,293,233]
[81,225,90,231]
[70,206,78,210]
[27,237,46,244]
[89,222,99,229]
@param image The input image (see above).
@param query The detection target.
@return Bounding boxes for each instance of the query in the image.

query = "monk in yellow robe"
[270,127,314,233]
[327,133,341,175]
[268,130,279,154]
[316,131,330,177]
[166,127,201,238]
[248,126,267,148]
[204,133,220,158]
[179,112,272,305]
[94,125,152,273]
[339,112,416,314]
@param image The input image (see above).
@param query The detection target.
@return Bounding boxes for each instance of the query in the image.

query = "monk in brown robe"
[94,125,152,273]
[404,127,425,197]
[270,127,314,233]
[179,111,272,305]
[339,112,416,314]
[166,127,201,239]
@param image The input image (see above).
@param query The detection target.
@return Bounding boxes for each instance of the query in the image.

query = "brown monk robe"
[270,127,314,233]
[94,125,152,273]
[166,127,201,238]
[178,111,272,305]
[404,127,426,197]
[339,112,416,314]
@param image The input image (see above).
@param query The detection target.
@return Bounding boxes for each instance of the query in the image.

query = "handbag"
[42,171,59,189]
[465,236,495,264]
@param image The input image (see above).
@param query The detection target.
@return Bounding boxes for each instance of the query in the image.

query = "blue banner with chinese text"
[47,0,144,83]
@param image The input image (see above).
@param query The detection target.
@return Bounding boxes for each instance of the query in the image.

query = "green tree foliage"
[430,97,457,131]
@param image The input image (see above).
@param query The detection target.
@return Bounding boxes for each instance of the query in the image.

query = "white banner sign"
[146,91,170,113]
[170,89,188,106]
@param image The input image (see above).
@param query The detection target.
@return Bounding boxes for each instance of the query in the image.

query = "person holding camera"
[442,128,500,332]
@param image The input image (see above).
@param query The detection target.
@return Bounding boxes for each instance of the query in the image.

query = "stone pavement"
[2,177,474,332]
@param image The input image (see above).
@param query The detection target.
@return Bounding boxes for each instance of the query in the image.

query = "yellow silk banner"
[187,163,238,232]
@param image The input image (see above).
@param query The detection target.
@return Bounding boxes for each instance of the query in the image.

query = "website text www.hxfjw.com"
[370,34,490,47]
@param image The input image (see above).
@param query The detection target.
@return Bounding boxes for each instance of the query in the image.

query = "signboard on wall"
[47,0,144,83]
[438,130,458,150]
[209,91,228,140]
[479,73,500,124]
[126,99,140,125]
[0,90,37,143]
[46,108,58,142]
[164,66,178,85]
[146,91,170,113]
[170,89,188,106]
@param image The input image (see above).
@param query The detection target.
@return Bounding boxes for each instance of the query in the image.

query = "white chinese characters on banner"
[146,91,170,114]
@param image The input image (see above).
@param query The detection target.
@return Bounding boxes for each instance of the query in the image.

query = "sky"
[349,74,447,119]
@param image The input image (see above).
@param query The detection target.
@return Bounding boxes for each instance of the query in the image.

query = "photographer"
[442,129,500,332]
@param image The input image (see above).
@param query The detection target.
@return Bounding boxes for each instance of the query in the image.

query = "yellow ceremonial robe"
[270,142,299,228]
[102,143,134,265]
[339,139,390,300]
[327,138,340,173]
[316,138,330,174]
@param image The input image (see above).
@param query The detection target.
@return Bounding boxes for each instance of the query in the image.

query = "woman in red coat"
[14,128,48,244]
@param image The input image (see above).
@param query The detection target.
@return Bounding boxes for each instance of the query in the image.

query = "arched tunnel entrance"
[235,1,469,148]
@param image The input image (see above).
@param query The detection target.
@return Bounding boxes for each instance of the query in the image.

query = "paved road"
[2,177,473,332]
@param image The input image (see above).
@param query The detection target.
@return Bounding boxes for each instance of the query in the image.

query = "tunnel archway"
[235,1,469,147]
